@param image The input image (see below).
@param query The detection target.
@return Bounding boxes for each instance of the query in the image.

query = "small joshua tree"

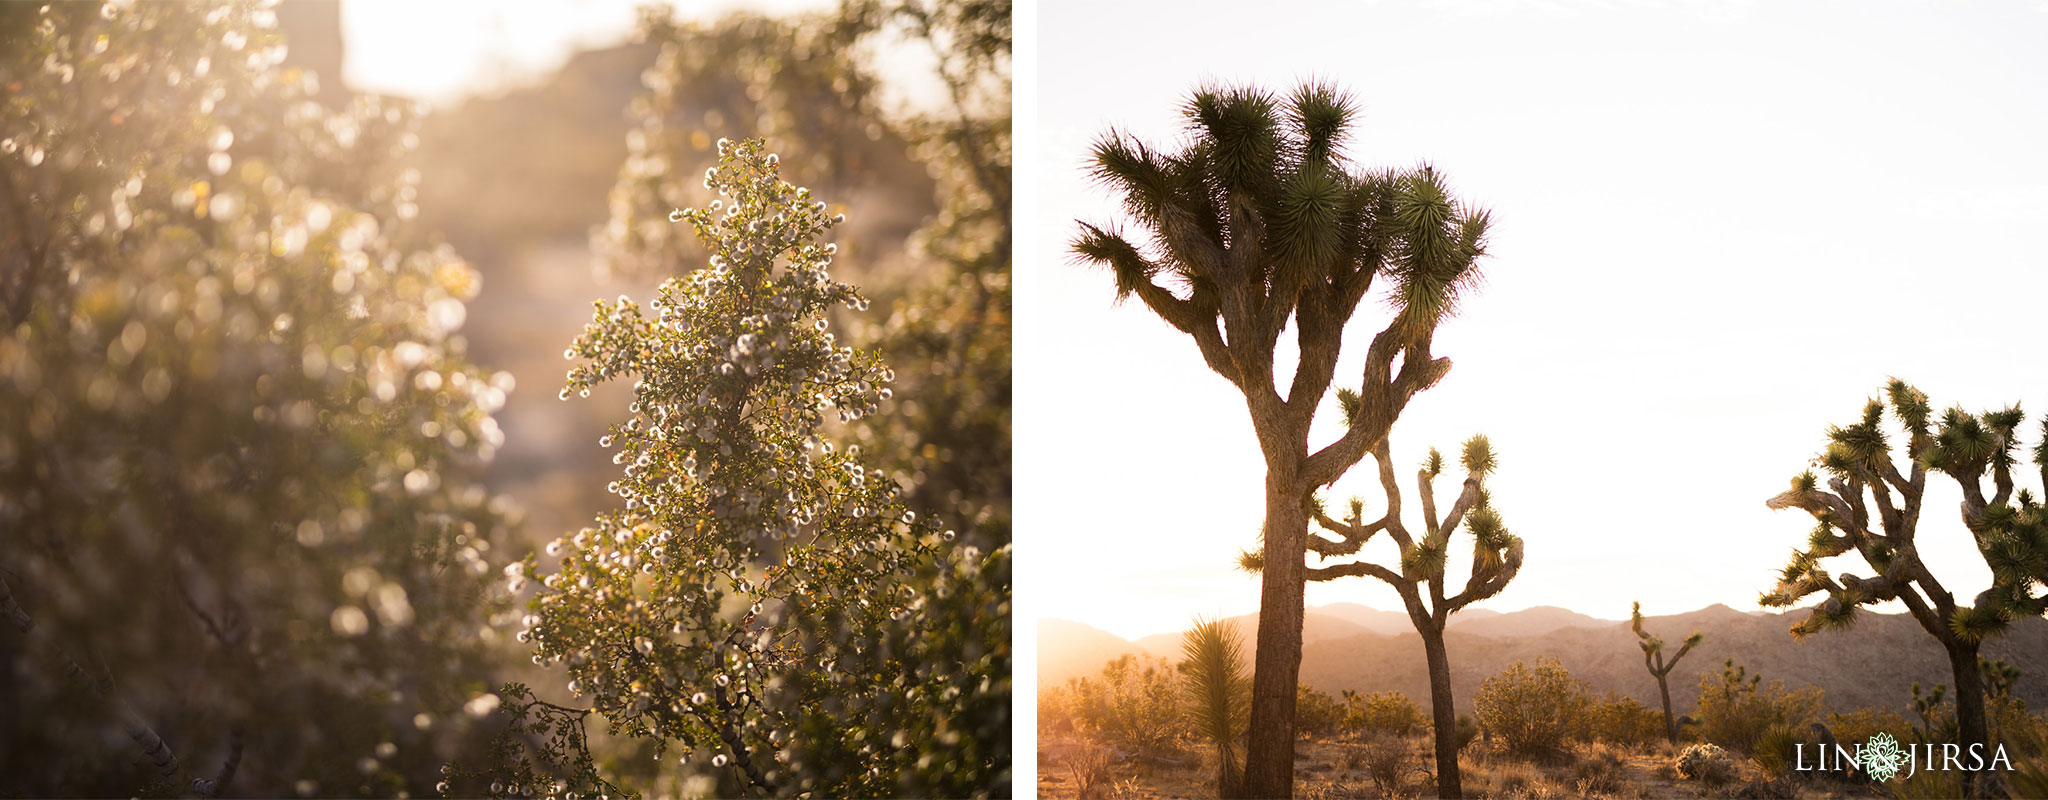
[1071,81,1493,798]
[1245,427,1521,799]
[1631,601,1703,743]
[509,139,1007,799]
[1762,379,2048,798]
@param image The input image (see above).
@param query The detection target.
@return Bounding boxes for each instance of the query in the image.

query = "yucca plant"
[1179,617,1249,798]
[1071,80,1493,798]
[1761,379,2048,798]
[1631,601,1704,743]
[1245,431,1521,797]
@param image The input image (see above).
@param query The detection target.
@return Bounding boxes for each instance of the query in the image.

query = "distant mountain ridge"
[1040,603,2048,715]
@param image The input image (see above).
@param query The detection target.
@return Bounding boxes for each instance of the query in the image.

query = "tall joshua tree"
[1246,429,1521,799]
[1629,601,1702,743]
[1071,82,1492,798]
[1762,379,2048,799]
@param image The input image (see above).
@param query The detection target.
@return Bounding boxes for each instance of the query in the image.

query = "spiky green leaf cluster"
[1071,81,1489,332]
[1400,534,1451,580]
[1387,168,1490,330]
[1335,388,1365,430]
[1460,435,1496,480]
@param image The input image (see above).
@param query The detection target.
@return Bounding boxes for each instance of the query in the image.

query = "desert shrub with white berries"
[484,139,1007,799]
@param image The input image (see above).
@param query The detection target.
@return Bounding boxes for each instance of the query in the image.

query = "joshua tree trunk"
[1657,675,1677,743]
[1420,625,1461,799]
[1244,466,1309,799]
[1946,642,1988,797]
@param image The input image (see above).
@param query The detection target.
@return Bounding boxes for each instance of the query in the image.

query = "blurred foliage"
[1052,654,1185,757]
[1693,659,1822,755]
[0,2,524,797]
[1341,690,1427,738]
[842,0,1010,552]
[499,140,1006,799]
[1474,657,1591,759]
[596,4,924,282]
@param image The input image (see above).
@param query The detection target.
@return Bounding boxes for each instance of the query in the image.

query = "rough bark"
[1420,627,1461,800]
[1947,642,1988,798]
[1242,465,1308,799]
[1656,671,1676,743]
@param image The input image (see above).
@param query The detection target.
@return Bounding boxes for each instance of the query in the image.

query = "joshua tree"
[1071,81,1492,798]
[1762,379,2048,798]
[1179,617,1249,798]
[1630,601,1703,743]
[1245,431,1520,799]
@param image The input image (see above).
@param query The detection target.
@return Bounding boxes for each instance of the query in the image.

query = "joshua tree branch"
[1865,472,1906,538]
[1121,279,1243,390]
[1893,581,1948,642]
[1283,297,1344,414]
[1668,636,1700,667]
[1369,443,1414,553]
[1308,509,1388,555]
[1302,333,1450,487]
[1306,560,1404,586]
[1435,479,1484,541]
[1765,486,1857,532]
[0,575,179,779]
[1417,469,1441,536]
[1444,541,1520,610]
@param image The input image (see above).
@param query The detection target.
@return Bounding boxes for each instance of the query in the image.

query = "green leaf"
[1461,434,1496,480]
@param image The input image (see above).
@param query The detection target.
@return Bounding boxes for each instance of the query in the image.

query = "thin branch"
[0,575,179,778]
[705,685,776,794]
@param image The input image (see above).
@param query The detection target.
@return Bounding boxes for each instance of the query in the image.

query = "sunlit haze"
[339,0,835,104]
[1020,0,2048,642]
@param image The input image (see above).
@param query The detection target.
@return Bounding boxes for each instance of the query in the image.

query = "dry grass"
[1037,733,1897,799]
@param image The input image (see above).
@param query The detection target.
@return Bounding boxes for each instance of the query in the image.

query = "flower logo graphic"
[1862,732,1906,782]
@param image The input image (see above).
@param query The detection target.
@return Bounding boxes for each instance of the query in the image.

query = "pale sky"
[1017,0,2048,642]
